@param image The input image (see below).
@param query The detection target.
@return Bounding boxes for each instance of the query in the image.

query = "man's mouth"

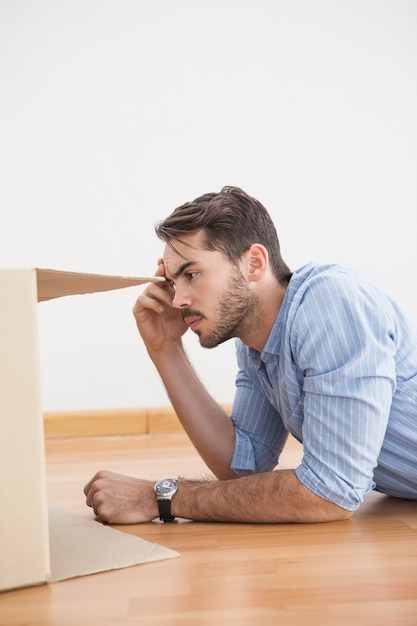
[183,315,202,331]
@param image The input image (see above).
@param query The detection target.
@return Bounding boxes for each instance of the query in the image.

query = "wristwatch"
[154,477,178,522]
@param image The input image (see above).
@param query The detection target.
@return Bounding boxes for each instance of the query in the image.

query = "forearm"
[84,469,352,525]
[172,469,352,523]
[149,342,236,480]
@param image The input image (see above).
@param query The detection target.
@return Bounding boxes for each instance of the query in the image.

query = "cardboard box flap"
[36,268,164,302]
[49,507,179,582]
[0,268,175,593]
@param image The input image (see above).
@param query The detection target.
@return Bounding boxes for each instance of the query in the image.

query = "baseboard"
[44,404,232,438]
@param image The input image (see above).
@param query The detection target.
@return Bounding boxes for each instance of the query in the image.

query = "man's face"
[163,231,260,348]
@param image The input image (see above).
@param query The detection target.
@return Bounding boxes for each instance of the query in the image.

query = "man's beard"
[185,267,261,349]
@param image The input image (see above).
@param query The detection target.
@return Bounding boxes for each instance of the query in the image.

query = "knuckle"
[93,491,104,506]
[94,469,110,480]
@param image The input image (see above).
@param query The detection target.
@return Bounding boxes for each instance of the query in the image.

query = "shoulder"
[290,262,365,292]
[286,264,348,322]
[284,262,396,352]
[287,262,384,311]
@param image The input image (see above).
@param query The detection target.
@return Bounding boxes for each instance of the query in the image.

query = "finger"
[84,474,105,507]
[83,470,109,496]
[86,490,94,508]
[83,477,94,496]
[133,283,174,318]
[85,471,139,500]
[156,258,165,276]
[133,292,165,318]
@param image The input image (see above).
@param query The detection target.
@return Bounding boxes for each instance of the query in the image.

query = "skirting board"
[44,405,233,438]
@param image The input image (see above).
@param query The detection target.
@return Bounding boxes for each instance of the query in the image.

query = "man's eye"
[187,272,198,281]
[164,279,176,291]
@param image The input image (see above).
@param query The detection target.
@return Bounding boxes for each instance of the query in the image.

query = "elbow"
[309,495,354,523]
[215,468,240,481]
[296,478,355,523]
[323,503,353,522]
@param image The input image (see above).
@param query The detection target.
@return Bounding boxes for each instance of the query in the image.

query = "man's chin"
[198,333,217,349]
[198,332,231,350]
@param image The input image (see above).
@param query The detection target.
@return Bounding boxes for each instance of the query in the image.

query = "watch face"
[155,478,177,498]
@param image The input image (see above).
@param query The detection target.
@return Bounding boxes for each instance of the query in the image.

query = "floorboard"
[0,433,416,625]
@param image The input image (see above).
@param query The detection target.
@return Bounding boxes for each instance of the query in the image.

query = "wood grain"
[0,433,416,625]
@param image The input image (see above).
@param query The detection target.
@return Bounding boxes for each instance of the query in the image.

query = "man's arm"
[148,342,237,480]
[84,468,352,524]
[132,264,236,479]
[174,470,352,523]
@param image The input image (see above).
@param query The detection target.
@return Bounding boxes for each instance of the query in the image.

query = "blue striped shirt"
[230,262,417,510]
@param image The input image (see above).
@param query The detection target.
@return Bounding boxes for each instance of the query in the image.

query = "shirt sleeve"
[230,341,289,475]
[291,270,397,510]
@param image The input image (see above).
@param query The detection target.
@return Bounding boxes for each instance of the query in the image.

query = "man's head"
[155,186,291,285]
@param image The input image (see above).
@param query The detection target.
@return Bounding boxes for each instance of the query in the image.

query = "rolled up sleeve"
[230,344,289,476]
[290,272,397,510]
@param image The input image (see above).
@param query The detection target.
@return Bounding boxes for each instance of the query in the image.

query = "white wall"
[1,0,416,411]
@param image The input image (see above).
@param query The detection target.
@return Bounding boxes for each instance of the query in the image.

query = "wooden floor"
[1,432,417,625]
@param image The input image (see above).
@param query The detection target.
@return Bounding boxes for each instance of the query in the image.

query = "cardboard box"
[0,269,175,593]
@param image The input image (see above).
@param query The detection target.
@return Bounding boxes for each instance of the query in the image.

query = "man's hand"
[132,259,188,354]
[83,470,158,524]
[84,468,352,524]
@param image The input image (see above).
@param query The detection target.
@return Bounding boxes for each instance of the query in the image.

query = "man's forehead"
[163,232,203,263]
[162,237,196,277]
[163,240,191,263]
[162,232,220,279]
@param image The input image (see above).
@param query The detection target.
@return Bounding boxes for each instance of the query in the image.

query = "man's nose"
[171,285,192,309]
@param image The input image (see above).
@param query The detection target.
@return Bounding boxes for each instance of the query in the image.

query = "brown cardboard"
[0,269,50,592]
[0,269,174,593]
[36,268,164,301]
[49,507,179,582]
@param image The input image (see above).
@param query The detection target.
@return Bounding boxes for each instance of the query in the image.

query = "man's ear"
[245,244,268,281]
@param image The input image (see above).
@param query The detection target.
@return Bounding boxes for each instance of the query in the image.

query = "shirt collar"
[247,287,290,364]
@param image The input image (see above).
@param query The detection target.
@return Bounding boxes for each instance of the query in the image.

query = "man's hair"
[155,186,292,284]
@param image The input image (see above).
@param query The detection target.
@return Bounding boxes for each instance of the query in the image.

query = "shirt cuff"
[295,457,374,511]
[230,428,257,476]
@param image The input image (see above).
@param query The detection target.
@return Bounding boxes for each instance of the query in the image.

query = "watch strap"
[157,498,175,522]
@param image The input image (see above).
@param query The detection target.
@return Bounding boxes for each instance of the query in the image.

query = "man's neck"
[243,280,288,353]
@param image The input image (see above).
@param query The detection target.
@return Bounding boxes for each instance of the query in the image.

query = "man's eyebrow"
[170,261,194,280]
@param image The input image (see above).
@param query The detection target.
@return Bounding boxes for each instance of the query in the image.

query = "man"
[84,186,417,524]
